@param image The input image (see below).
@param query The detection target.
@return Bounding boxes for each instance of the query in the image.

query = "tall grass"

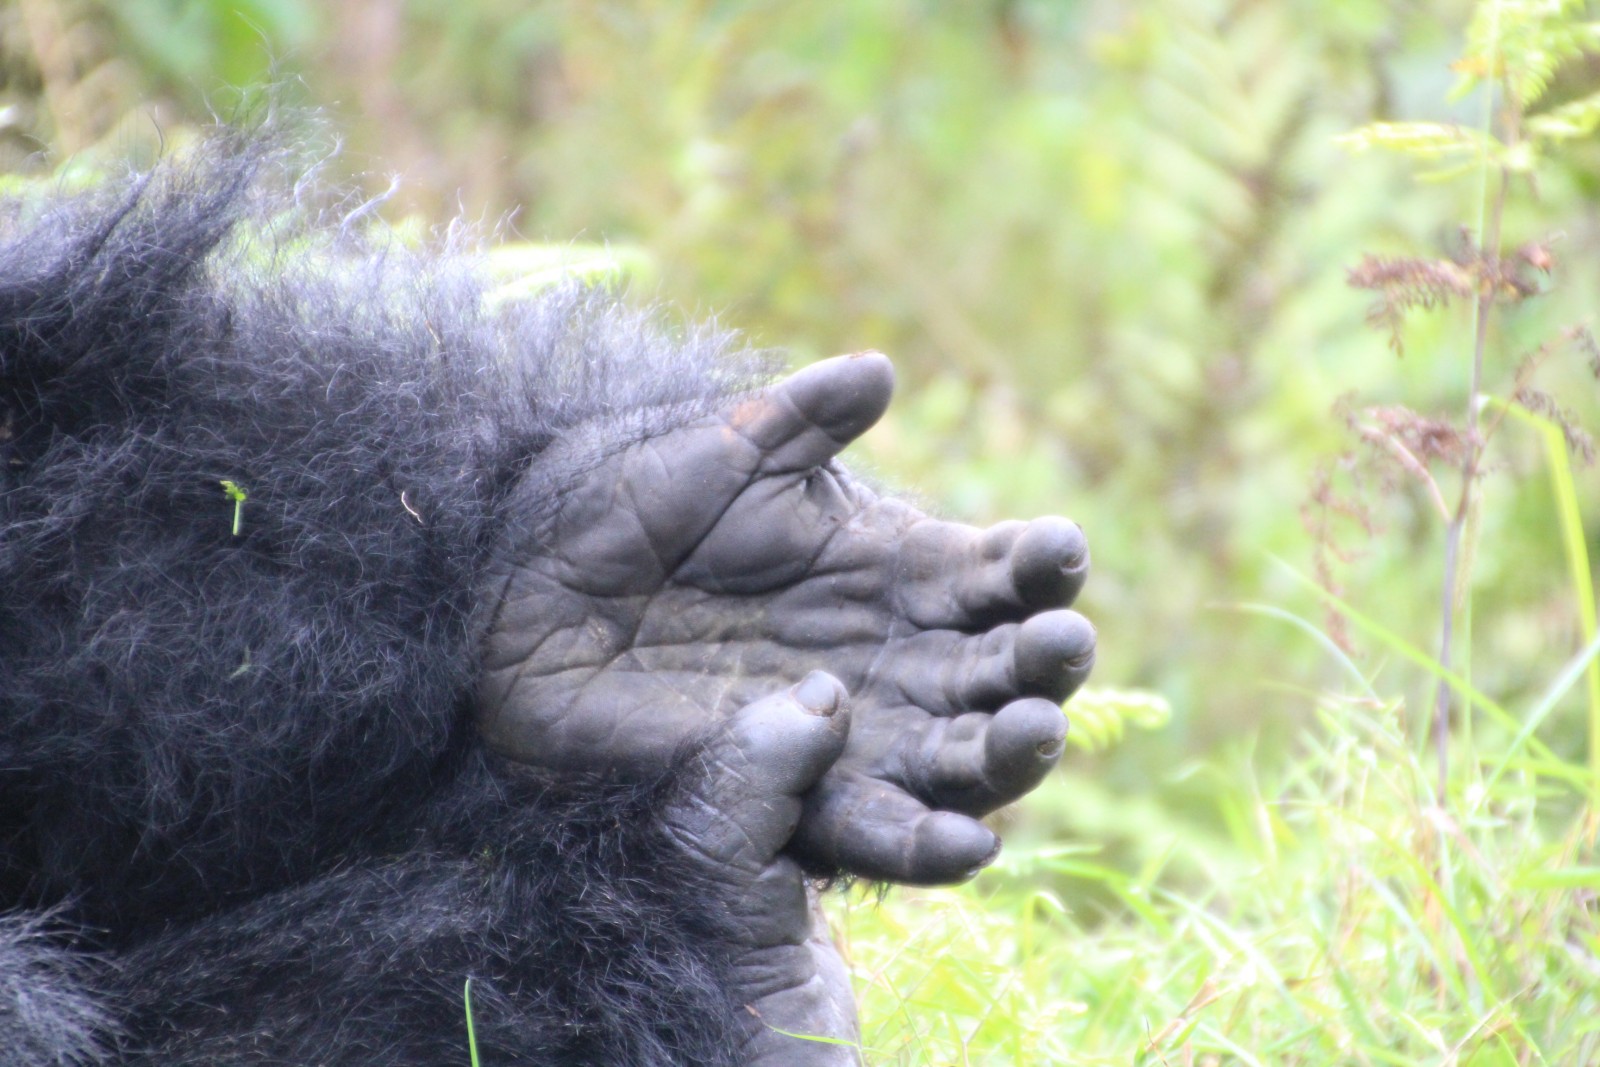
[830,2,1600,1062]
[834,682,1598,1065]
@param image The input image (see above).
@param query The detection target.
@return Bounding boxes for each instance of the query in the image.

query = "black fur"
[0,131,769,1065]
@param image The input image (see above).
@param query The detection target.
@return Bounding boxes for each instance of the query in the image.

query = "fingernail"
[1066,619,1097,670]
[964,839,1004,880]
[794,671,843,715]
[1059,521,1088,569]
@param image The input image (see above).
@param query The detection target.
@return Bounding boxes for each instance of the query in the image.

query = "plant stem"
[1431,156,1510,804]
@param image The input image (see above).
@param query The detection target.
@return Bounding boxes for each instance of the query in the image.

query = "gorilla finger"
[1009,516,1090,610]
[921,511,1094,620]
[901,699,1067,816]
[895,518,1011,628]
[731,352,895,471]
[669,672,852,871]
[791,779,1000,885]
[1014,609,1096,703]
[871,616,1085,717]
[879,610,1093,714]
[896,516,1088,631]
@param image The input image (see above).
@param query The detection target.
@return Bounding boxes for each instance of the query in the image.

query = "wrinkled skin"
[479,352,1094,887]
[479,352,1093,1061]
[664,671,860,1065]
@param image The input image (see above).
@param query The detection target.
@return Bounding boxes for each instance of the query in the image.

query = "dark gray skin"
[662,670,861,1065]
[479,350,1094,884]
[478,352,1093,1061]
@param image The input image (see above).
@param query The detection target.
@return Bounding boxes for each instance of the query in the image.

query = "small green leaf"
[1336,121,1500,162]
[464,977,481,1067]
[1528,90,1600,141]
[1065,687,1172,753]
[220,479,248,537]
[1511,866,1600,890]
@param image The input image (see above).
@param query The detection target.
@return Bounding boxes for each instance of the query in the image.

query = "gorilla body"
[0,136,1094,1065]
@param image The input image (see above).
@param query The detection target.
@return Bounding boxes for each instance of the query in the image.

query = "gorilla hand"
[663,673,859,1066]
[478,352,1094,884]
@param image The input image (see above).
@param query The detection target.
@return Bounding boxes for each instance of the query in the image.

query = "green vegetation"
[6,0,1599,1061]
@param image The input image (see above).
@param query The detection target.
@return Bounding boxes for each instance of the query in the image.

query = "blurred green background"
[5,3,1600,1058]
